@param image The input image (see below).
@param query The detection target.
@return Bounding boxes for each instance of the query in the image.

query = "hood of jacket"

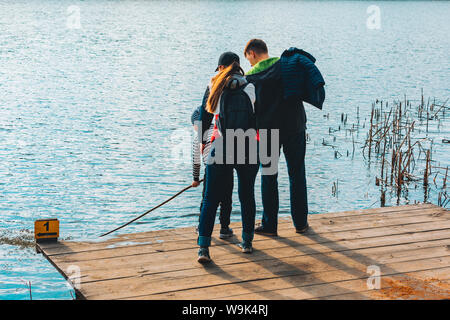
[226,73,248,89]
[282,47,316,63]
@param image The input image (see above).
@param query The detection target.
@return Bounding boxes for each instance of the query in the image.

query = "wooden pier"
[37,203,450,300]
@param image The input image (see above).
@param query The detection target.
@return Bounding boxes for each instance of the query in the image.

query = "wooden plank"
[109,203,439,238]
[311,275,450,300]
[80,246,450,300]
[115,257,450,300]
[41,219,450,274]
[53,229,450,284]
[43,205,447,256]
[36,204,450,300]
[40,206,448,257]
[123,251,450,300]
[38,203,440,254]
[106,204,439,241]
[40,213,448,264]
[227,268,450,300]
[367,276,450,300]
[254,205,447,233]
[218,264,450,300]
[39,230,193,254]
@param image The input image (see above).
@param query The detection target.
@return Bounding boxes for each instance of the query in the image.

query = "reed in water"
[362,92,448,207]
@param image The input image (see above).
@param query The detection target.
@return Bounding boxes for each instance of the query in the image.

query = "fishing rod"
[100,179,204,238]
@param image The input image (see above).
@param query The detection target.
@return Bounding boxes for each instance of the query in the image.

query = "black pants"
[261,130,308,231]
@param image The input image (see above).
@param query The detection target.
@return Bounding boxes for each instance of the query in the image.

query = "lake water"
[0,0,449,299]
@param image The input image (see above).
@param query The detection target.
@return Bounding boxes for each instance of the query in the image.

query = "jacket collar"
[246,57,280,75]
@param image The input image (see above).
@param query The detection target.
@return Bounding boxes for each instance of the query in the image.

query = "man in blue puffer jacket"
[244,39,325,236]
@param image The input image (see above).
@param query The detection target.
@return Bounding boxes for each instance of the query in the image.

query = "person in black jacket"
[197,53,259,264]
[191,106,234,240]
[244,39,310,236]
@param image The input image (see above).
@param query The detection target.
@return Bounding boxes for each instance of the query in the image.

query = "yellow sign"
[34,219,59,242]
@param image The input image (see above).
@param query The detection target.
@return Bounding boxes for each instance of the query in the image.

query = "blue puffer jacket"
[280,47,325,109]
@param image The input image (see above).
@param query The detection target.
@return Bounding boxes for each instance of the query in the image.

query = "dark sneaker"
[238,242,253,254]
[295,223,309,234]
[197,247,211,264]
[254,225,277,236]
[219,227,234,239]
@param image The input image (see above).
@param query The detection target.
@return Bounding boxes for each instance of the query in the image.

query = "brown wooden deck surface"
[37,203,450,300]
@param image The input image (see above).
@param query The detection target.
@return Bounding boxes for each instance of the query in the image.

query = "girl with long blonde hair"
[197,52,259,263]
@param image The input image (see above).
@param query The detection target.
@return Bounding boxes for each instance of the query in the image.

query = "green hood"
[246,57,280,75]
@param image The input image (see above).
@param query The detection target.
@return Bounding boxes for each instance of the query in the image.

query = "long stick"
[100,180,203,237]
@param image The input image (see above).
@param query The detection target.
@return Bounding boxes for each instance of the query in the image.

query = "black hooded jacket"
[245,60,307,138]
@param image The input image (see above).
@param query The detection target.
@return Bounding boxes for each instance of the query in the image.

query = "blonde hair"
[206,61,244,114]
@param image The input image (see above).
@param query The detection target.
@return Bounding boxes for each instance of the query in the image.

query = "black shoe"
[254,225,277,236]
[295,223,309,234]
[238,241,253,254]
[197,247,211,264]
[219,227,234,239]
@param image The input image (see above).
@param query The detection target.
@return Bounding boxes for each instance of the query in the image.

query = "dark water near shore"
[0,0,449,299]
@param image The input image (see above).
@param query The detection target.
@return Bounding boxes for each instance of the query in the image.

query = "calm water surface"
[0,0,449,299]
